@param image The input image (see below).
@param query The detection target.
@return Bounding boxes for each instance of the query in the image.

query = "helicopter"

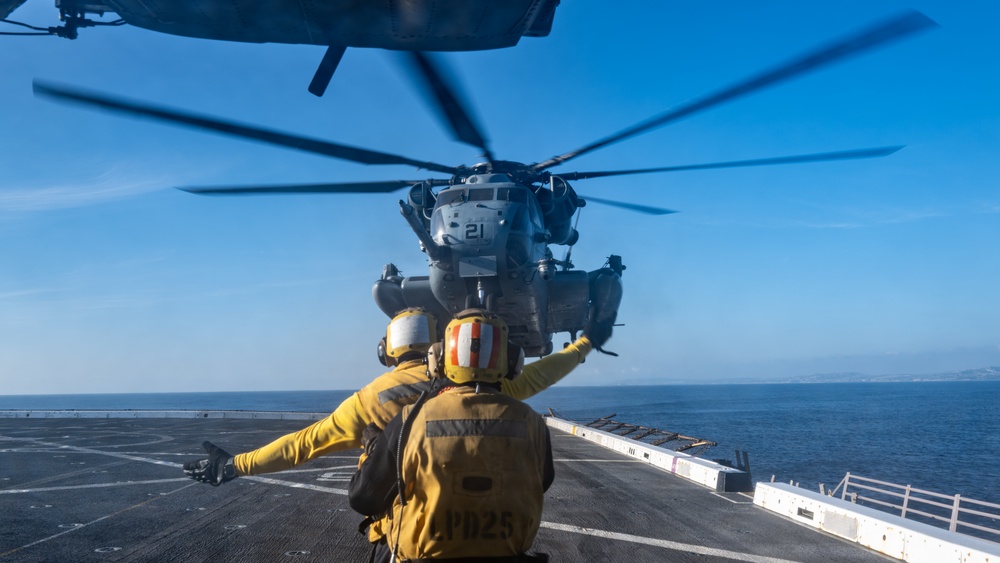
[1,0,560,96]
[32,11,935,357]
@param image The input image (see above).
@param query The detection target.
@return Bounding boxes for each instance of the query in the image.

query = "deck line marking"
[261,465,356,475]
[0,482,197,558]
[0,478,190,494]
[244,475,348,495]
[0,436,182,469]
[552,459,641,463]
[711,492,754,505]
[1,436,358,493]
[1,434,791,562]
[540,521,802,563]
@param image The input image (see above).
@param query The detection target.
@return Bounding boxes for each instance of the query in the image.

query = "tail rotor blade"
[308,45,347,97]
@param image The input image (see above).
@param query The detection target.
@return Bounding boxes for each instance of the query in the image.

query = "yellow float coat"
[387,386,550,560]
[233,337,590,476]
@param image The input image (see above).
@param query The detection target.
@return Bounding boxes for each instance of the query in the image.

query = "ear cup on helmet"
[377,337,395,367]
[426,342,445,379]
[506,343,524,378]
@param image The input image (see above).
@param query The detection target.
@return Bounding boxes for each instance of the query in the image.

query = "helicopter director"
[182,307,613,554]
[349,310,554,562]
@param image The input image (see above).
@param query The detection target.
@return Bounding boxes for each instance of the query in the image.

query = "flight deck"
[0,414,891,562]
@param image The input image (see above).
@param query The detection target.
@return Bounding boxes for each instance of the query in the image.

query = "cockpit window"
[497,187,528,203]
[436,189,465,206]
[468,188,493,201]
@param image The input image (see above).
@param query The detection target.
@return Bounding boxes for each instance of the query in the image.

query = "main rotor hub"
[466,160,546,186]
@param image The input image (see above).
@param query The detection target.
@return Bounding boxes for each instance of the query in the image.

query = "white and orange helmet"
[443,309,510,384]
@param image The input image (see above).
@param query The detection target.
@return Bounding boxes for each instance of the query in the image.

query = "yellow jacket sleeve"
[501,336,592,401]
[233,392,370,476]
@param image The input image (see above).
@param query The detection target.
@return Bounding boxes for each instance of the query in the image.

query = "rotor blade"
[33,81,460,175]
[531,10,936,172]
[560,146,904,181]
[308,44,347,97]
[178,180,423,195]
[405,52,494,162]
[581,195,678,216]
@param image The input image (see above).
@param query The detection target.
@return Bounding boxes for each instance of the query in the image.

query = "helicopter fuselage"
[374,174,622,357]
[53,0,559,48]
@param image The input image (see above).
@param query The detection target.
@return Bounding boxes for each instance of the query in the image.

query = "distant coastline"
[614,366,1000,386]
[775,365,1000,384]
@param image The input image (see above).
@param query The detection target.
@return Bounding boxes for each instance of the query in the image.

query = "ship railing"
[828,472,1000,542]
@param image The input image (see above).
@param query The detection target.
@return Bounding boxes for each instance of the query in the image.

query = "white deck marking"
[1,434,790,561]
[0,436,356,493]
[0,478,190,494]
[0,436,183,469]
[711,492,754,505]
[0,482,197,558]
[540,522,802,563]
[553,459,642,463]
[262,465,356,475]
[244,475,347,495]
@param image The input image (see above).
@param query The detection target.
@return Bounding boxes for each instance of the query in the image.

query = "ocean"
[2,381,997,505]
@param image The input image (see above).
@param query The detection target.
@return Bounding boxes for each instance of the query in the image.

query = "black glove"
[183,441,237,486]
[361,422,382,456]
[583,311,617,356]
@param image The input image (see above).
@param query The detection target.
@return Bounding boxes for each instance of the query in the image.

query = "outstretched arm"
[501,337,592,401]
[232,393,370,476]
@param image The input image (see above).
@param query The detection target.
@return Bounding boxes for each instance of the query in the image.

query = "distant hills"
[776,366,1000,384]
[610,366,1000,386]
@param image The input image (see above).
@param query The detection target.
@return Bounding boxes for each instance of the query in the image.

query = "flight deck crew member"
[181,306,609,491]
[349,310,554,562]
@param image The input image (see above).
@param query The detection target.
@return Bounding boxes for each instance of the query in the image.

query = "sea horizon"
[3,367,999,400]
[3,381,997,509]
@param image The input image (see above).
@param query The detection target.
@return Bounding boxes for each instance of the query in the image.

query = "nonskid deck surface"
[0,417,890,562]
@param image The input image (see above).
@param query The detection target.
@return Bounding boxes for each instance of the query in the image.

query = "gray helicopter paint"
[91,0,559,48]
[0,0,26,20]
[370,174,618,357]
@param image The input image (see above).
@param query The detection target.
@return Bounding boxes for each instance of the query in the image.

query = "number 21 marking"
[465,224,485,239]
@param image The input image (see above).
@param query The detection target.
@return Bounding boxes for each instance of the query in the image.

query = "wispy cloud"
[0,288,60,300]
[689,203,949,230]
[878,210,946,224]
[201,276,358,298]
[790,220,863,229]
[0,164,182,212]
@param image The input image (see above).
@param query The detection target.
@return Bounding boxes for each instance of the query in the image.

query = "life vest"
[388,386,549,560]
[354,359,435,542]
[356,359,434,429]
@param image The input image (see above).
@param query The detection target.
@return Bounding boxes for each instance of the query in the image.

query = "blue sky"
[2,1,998,394]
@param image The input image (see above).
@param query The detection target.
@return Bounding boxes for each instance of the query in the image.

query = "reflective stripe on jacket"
[234,360,430,475]
[233,337,589,477]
